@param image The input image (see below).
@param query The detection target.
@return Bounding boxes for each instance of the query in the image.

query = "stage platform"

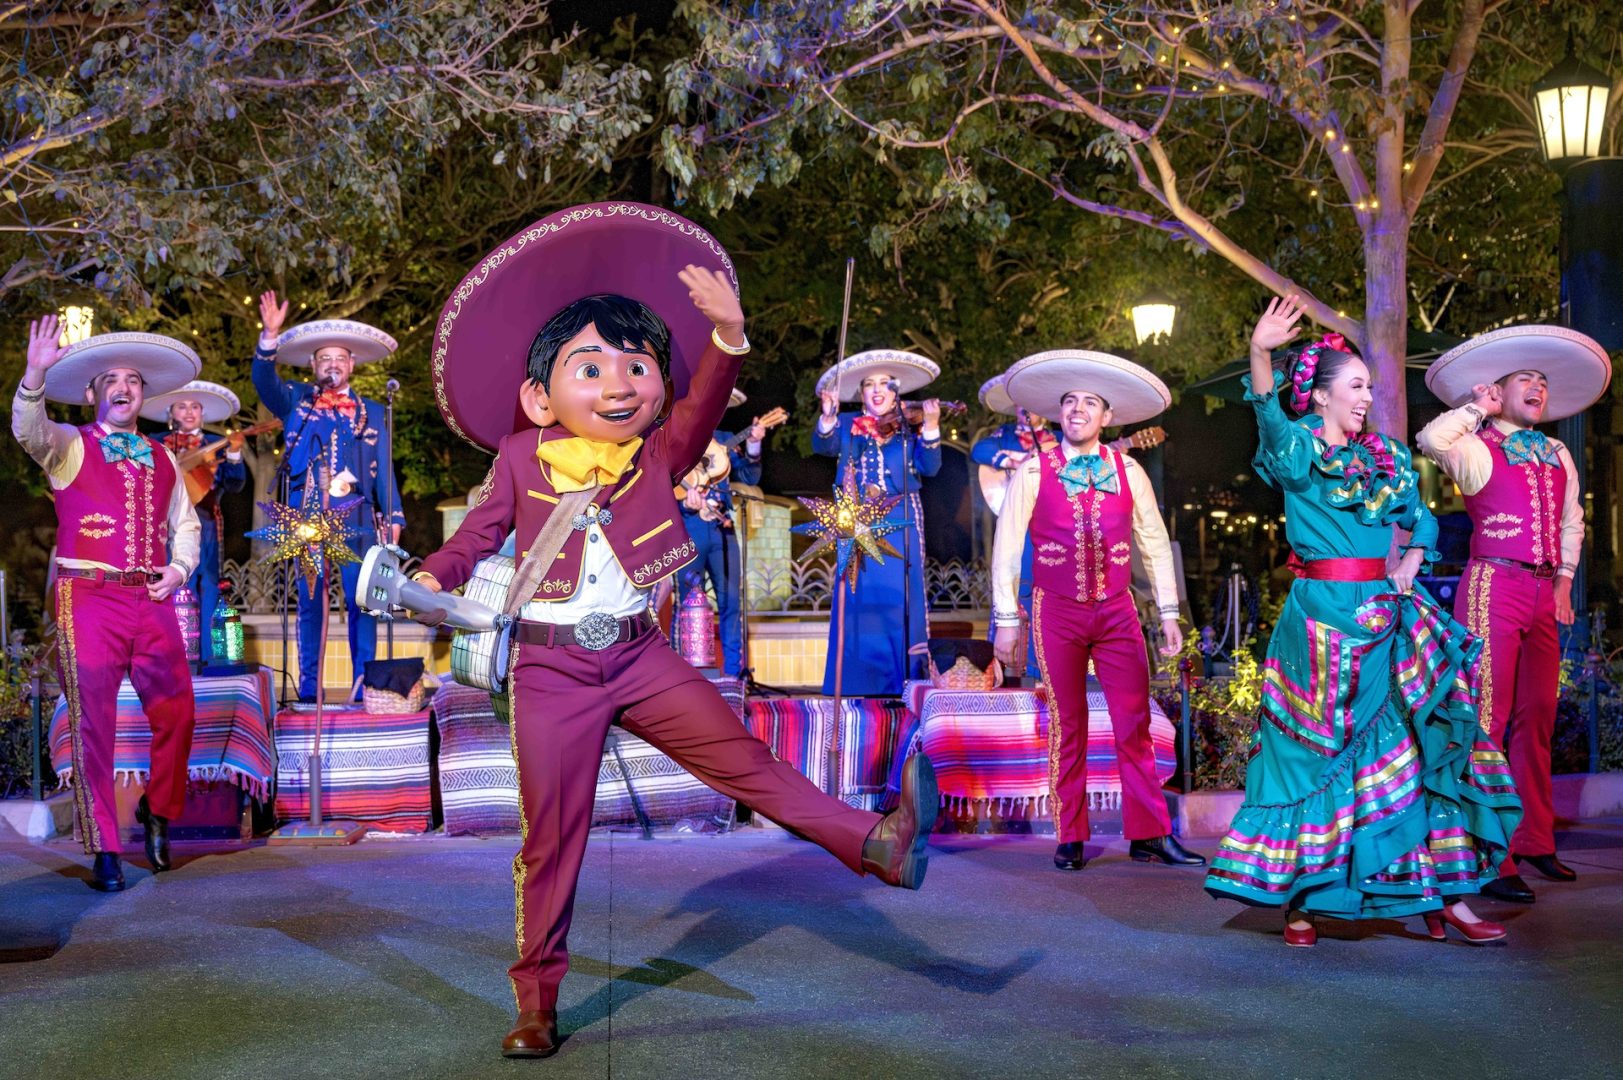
[2,822,1619,1078]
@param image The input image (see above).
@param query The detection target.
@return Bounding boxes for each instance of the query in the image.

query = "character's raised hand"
[1252,293,1306,354]
[25,315,70,378]
[678,265,745,339]
[259,290,290,339]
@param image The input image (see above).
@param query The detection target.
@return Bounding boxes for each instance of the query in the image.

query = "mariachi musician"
[142,380,247,667]
[970,371,1055,679]
[813,349,944,695]
[673,387,781,677]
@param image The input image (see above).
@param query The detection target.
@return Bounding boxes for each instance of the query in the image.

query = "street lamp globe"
[1532,50,1611,169]
[1131,292,1178,345]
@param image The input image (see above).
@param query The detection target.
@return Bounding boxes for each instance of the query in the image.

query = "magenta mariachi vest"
[1463,425,1566,569]
[1029,444,1135,602]
[54,426,178,571]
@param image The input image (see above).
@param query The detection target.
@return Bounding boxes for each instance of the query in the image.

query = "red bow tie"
[314,389,357,416]
[852,415,884,439]
[167,432,203,451]
[1017,428,1057,452]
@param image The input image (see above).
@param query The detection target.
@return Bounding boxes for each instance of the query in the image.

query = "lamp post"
[57,306,94,345]
[1530,44,1616,632]
[1130,291,1178,346]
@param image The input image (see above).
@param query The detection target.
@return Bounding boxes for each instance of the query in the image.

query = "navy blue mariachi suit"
[678,431,762,676]
[251,345,404,699]
[970,422,1046,678]
[162,430,247,667]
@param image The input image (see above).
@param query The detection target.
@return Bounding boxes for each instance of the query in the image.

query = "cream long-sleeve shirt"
[12,385,201,579]
[1415,408,1583,577]
[991,444,1180,626]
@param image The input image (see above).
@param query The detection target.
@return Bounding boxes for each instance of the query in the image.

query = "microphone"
[384,378,400,399]
[885,378,900,393]
[317,372,340,390]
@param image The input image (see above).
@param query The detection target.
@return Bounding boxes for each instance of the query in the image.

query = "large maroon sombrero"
[433,201,738,452]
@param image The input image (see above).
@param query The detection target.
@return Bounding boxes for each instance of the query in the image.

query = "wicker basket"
[351,673,439,714]
[928,654,1003,691]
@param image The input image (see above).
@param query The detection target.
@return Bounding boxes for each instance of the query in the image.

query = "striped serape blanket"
[50,669,276,800]
[744,697,908,812]
[275,705,432,833]
[891,680,1176,815]
[432,678,747,836]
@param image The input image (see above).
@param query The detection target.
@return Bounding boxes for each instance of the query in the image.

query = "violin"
[870,400,967,438]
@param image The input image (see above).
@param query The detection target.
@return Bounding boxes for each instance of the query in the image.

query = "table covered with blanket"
[275,705,433,833]
[50,669,276,802]
[893,680,1176,817]
[743,697,909,811]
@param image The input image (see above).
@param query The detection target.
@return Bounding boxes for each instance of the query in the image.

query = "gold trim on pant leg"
[1031,588,1065,836]
[1465,561,1496,735]
[56,578,102,854]
[506,640,526,1014]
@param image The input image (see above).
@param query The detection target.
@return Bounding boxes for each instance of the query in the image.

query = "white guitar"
[978,426,1168,515]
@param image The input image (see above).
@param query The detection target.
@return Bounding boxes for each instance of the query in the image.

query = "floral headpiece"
[1288,332,1351,413]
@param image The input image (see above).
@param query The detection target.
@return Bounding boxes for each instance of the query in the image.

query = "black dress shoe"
[1481,874,1535,904]
[1129,835,1207,866]
[135,795,171,872]
[1053,842,1087,871]
[88,852,126,892]
[501,1009,559,1058]
[1517,853,1577,882]
[861,754,938,890]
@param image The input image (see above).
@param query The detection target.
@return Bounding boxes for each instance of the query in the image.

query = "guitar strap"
[501,482,601,618]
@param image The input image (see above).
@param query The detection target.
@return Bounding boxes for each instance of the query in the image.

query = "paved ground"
[1,821,1620,1080]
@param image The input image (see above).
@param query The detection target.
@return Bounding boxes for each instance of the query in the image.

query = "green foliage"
[0,644,50,800]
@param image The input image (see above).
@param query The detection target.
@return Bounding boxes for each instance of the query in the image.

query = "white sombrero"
[815,348,939,403]
[729,387,748,408]
[979,372,1016,416]
[139,379,242,424]
[1005,349,1170,426]
[275,319,397,367]
[42,332,201,404]
[1425,325,1611,422]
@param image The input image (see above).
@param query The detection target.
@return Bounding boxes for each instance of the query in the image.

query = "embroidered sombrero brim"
[1005,349,1170,426]
[42,332,201,404]
[276,320,398,367]
[815,349,939,403]
[979,372,1016,416]
[433,201,738,452]
[1425,325,1611,421]
[139,379,242,424]
[729,387,748,408]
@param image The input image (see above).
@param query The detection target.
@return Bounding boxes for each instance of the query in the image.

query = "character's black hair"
[525,294,671,391]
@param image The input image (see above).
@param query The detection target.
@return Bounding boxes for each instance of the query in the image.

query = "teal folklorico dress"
[1205,373,1522,918]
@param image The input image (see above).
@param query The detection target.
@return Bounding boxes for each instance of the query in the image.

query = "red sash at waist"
[1287,552,1387,581]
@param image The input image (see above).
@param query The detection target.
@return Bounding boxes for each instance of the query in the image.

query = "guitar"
[169,418,283,505]
[978,425,1167,516]
[674,406,789,522]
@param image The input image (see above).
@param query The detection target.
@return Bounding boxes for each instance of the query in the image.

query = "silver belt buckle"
[573,611,621,651]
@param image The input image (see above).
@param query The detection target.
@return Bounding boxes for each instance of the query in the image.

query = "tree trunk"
[1363,212,1411,439]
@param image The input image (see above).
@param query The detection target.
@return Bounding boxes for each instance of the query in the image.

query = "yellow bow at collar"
[536,436,643,493]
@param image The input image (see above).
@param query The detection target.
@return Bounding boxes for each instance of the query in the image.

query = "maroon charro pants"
[506,629,881,1013]
[1455,558,1560,872]
[54,576,196,854]
[1031,587,1171,845]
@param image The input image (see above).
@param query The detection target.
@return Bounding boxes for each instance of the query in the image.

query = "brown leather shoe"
[501,1010,559,1058]
[861,753,938,890]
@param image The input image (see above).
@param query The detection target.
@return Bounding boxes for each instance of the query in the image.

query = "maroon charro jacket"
[417,341,743,600]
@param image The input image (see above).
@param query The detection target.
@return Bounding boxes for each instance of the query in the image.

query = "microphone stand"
[382,378,399,659]
[269,396,318,705]
[892,388,920,688]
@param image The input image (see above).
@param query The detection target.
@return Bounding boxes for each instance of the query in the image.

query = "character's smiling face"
[169,398,204,433]
[534,322,666,442]
[1059,390,1111,446]
[1313,355,1373,436]
[1497,369,1549,426]
[85,367,145,430]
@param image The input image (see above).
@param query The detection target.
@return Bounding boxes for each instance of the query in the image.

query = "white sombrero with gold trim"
[1005,349,1170,426]
[815,348,939,403]
[979,372,1016,417]
[1425,325,1610,422]
[42,332,201,404]
[139,379,242,424]
[276,319,397,367]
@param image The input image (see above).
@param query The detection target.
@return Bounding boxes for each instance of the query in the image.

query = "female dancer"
[1204,295,1522,946]
[813,350,942,695]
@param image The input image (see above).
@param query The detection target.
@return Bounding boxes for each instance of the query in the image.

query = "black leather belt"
[515,611,656,651]
[57,567,159,587]
[1476,556,1558,580]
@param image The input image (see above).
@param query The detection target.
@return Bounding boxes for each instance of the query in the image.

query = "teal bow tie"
[1502,428,1562,468]
[1058,453,1118,497]
[99,431,153,468]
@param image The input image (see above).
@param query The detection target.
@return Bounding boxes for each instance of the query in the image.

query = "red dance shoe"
[1424,906,1507,945]
[1284,913,1316,948]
